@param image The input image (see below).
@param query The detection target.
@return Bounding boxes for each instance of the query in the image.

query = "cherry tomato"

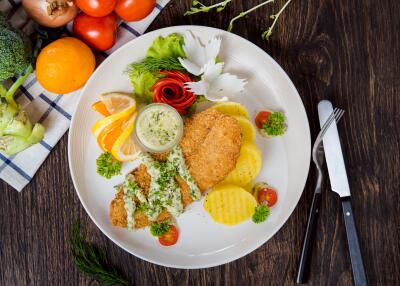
[257,188,278,207]
[73,13,118,51]
[115,0,156,22]
[75,0,117,17]
[255,111,271,129]
[158,225,179,246]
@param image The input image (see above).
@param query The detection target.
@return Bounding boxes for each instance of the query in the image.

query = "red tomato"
[158,225,179,246]
[255,111,271,129]
[73,13,118,51]
[257,188,278,207]
[75,0,117,17]
[115,0,156,22]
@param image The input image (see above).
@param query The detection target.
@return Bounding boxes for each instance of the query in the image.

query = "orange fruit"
[36,37,95,94]
[92,101,110,117]
[96,119,124,152]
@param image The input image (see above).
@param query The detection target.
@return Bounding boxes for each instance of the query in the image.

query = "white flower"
[178,31,221,76]
[185,61,247,102]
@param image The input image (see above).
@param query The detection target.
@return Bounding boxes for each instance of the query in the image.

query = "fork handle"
[296,190,322,284]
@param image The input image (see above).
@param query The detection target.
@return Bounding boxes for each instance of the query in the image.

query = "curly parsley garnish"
[70,222,129,286]
[150,221,170,237]
[252,205,270,223]
[262,112,287,136]
[96,152,122,179]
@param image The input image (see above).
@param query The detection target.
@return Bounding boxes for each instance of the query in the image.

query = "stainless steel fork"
[296,108,344,284]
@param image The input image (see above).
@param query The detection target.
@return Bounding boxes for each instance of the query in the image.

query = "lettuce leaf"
[146,33,185,59]
[128,33,185,103]
[128,69,162,103]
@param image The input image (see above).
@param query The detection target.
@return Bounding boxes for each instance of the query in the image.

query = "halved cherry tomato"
[92,101,110,116]
[114,0,156,22]
[73,13,118,51]
[257,188,278,207]
[158,225,179,246]
[75,0,117,17]
[255,111,271,129]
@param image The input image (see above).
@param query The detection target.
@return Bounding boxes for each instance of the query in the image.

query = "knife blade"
[317,100,350,197]
[317,100,367,286]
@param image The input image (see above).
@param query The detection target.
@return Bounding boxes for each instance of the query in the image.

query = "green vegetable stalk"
[0,12,45,155]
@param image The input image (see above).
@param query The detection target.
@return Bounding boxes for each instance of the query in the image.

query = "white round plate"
[68,26,311,269]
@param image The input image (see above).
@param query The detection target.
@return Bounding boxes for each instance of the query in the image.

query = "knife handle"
[296,191,322,284]
[341,197,368,286]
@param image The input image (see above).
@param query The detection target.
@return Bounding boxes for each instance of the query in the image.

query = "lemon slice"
[112,114,141,162]
[100,92,136,114]
[92,103,136,137]
[212,102,250,119]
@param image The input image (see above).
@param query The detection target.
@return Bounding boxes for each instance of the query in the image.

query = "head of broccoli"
[0,12,33,108]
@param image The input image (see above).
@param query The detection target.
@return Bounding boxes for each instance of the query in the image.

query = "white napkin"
[0,0,171,191]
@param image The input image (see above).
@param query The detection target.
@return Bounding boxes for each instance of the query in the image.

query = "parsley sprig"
[150,221,170,237]
[262,112,287,136]
[252,205,270,223]
[70,222,129,286]
[96,152,122,179]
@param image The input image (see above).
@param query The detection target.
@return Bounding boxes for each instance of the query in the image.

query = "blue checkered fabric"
[0,0,170,191]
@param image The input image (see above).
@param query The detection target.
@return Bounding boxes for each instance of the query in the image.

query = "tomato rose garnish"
[152,71,197,114]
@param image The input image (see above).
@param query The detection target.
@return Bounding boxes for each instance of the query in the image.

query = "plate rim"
[68,25,311,269]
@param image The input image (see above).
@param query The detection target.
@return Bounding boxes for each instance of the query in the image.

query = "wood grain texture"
[1,0,399,285]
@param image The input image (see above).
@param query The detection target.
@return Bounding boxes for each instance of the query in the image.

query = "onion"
[22,0,78,28]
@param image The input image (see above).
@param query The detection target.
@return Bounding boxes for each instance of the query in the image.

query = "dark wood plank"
[1,0,399,285]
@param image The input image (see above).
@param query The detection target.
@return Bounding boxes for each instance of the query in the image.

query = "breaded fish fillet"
[180,108,242,191]
[109,168,193,229]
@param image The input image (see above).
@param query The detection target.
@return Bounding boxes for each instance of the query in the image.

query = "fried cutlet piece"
[180,108,224,159]
[152,152,169,161]
[109,191,172,229]
[109,171,193,229]
[180,108,242,191]
[176,175,193,207]
[132,164,151,196]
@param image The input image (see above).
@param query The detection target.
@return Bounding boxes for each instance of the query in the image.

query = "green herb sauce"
[136,105,181,151]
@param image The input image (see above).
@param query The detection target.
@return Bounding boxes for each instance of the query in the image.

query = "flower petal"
[182,31,206,69]
[205,37,222,62]
[202,61,224,82]
[178,58,203,76]
[185,81,210,95]
[208,73,247,99]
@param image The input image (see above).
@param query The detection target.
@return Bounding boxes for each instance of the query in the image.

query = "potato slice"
[212,102,250,119]
[222,142,262,186]
[233,115,256,142]
[204,184,257,225]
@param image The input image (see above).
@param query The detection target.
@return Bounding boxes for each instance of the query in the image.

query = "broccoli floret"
[0,12,33,109]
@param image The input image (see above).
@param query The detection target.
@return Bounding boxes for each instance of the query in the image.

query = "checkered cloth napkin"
[0,0,170,191]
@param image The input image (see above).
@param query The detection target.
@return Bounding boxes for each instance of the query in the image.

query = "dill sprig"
[70,222,130,286]
[184,0,232,15]
[127,57,185,74]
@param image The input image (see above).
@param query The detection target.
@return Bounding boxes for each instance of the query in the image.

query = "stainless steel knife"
[318,100,367,286]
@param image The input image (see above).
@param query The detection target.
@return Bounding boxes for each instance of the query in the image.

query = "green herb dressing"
[136,105,181,151]
[118,146,201,230]
[167,147,201,200]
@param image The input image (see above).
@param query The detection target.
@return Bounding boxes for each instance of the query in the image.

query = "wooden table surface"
[1,0,399,285]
